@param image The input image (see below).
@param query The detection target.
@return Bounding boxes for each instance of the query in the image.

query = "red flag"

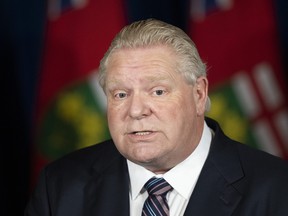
[32,0,127,185]
[189,0,288,158]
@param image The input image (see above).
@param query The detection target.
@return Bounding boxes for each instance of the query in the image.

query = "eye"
[153,89,166,96]
[114,92,127,99]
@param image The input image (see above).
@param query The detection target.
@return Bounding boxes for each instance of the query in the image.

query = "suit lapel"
[83,144,130,216]
[184,159,243,216]
[184,118,245,216]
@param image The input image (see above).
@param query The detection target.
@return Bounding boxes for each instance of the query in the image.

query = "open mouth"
[131,131,153,136]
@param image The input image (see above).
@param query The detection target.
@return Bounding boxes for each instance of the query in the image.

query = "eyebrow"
[145,75,173,83]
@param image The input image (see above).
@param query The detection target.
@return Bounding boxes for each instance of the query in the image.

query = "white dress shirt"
[127,122,212,216]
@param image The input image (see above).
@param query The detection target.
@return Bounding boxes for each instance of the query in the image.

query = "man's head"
[99,19,207,92]
[99,19,209,173]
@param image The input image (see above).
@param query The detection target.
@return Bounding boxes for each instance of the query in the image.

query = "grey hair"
[98,18,210,111]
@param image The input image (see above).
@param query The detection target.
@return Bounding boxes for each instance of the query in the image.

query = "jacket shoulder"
[44,140,121,178]
[206,117,288,181]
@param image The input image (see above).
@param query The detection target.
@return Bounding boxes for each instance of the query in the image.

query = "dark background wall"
[1,0,46,215]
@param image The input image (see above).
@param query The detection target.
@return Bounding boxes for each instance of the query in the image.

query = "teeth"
[134,131,151,136]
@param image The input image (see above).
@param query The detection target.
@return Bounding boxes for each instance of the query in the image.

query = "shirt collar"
[127,160,155,200]
[127,122,212,200]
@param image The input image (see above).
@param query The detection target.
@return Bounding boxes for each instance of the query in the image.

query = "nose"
[128,93,151,119]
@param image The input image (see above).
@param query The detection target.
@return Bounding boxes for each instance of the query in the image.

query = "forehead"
[105,46,179,80]
[109,45,176,63]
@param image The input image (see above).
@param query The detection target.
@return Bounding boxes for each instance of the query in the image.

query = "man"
[25,19,288,216]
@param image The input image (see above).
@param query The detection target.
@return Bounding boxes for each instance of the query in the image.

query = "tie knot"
[144,177,173,196]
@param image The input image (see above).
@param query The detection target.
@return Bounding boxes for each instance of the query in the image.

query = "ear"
[194,76,209,116]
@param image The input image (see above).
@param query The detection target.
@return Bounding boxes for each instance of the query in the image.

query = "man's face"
[105,46,208,173]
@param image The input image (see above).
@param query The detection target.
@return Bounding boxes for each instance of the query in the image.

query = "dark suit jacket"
[25,118,288,216]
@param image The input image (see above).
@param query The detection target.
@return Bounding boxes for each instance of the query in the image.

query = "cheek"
[107,105,124,134]
[155,100,188,134]
[165,93,195,116]
[167,96,197,129]
[107,100,125,119]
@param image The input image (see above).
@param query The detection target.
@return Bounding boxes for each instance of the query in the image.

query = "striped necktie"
[142,177,173,216]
